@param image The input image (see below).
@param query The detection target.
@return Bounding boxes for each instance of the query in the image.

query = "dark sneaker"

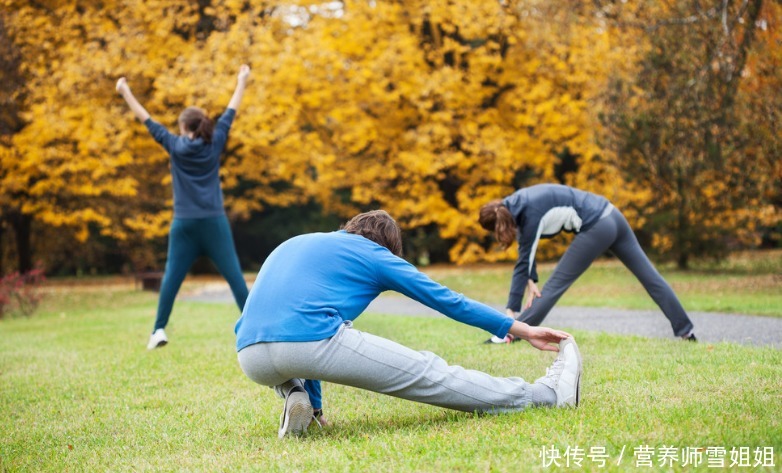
[683,333,698,342]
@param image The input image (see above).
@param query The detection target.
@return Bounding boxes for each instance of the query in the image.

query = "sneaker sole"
[483,336,521,344]
[278,391,313,439]
[147,340,168,350]
[567,338,582,407]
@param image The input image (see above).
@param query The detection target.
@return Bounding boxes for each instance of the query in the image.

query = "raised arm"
[227,64,251,112]
[115,77,151,122]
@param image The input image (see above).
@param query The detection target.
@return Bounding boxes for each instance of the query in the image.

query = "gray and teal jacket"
[503,184,610,312]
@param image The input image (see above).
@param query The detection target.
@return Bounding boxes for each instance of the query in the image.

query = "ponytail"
[178,106,215,143]
[478,200,517,249]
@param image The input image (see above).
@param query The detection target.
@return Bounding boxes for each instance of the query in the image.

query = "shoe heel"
[278,391,313,438]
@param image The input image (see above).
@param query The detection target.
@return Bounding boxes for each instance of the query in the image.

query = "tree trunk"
[10,213,32,273]
[0,219,4,275]
[676,176,689,270]
[677,251,688,271]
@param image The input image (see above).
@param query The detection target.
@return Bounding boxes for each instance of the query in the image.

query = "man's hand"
[508,321,570,352]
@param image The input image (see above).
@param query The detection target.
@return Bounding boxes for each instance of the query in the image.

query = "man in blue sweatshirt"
[235,210,582,438]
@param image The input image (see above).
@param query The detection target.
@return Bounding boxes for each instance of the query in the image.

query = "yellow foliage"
[2,0,776,269]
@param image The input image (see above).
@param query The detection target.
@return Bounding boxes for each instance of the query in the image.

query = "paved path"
[183,283,782,348]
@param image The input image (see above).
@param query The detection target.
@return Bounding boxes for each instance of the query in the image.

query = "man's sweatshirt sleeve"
[375,254,513,338]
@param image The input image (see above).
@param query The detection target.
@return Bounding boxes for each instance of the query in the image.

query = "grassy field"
[1,250,781,471]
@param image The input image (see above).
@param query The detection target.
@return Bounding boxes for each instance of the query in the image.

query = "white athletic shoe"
[146,328,168,350]
[484,334,521,344]
[536,337,582,407]
[278,389,314,439]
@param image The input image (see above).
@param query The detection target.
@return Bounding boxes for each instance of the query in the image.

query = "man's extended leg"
[239,323,573,415]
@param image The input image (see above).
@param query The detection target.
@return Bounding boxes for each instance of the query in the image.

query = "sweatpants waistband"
[600,203,615,219]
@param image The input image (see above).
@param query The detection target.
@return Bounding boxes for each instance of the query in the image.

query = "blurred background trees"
[597,0,780,268]
[0,0,779,276]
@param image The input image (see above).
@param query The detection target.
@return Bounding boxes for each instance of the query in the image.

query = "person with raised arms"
[116,65,251,350]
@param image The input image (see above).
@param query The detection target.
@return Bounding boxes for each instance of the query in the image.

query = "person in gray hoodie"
[479,184,695,342]
[116,65,251,350]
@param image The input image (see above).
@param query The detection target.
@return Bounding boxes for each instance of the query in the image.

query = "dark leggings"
[153,215,249,331]
[518,208,694,337]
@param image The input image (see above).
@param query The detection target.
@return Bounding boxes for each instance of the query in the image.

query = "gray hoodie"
[502,184,610,311]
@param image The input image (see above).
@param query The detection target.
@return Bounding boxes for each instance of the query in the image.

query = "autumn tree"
[0,13,27,274]
[598,0,780,268]
[1,0,778,275]
[220,0,630,264]
[0,1,142,273]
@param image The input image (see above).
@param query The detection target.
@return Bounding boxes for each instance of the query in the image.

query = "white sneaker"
[278,389,313,439]
[484,334,521,344]
[147,328,168,350]
[536,337,582,407]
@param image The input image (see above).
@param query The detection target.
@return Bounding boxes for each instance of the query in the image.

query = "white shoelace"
[543,356,565,380]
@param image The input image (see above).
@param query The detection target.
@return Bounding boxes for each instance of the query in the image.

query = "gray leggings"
[238,322,549,413]
[518,208,694,337]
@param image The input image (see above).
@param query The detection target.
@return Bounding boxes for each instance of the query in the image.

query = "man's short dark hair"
[342,210,403,257]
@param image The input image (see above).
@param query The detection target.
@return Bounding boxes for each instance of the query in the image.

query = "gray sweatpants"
[518,207,694,337]
[237,322,552,413]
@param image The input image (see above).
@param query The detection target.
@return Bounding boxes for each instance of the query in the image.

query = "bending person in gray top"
[479,184,695,342]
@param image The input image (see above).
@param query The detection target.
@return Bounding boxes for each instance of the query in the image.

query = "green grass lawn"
[2,258,782,472]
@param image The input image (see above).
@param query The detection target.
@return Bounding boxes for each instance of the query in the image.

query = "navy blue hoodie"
[144,108,235,218]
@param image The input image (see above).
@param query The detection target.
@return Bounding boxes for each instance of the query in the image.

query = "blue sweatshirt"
[234,231,514,351]
[144,108,235,218]
[503,184,610,311]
